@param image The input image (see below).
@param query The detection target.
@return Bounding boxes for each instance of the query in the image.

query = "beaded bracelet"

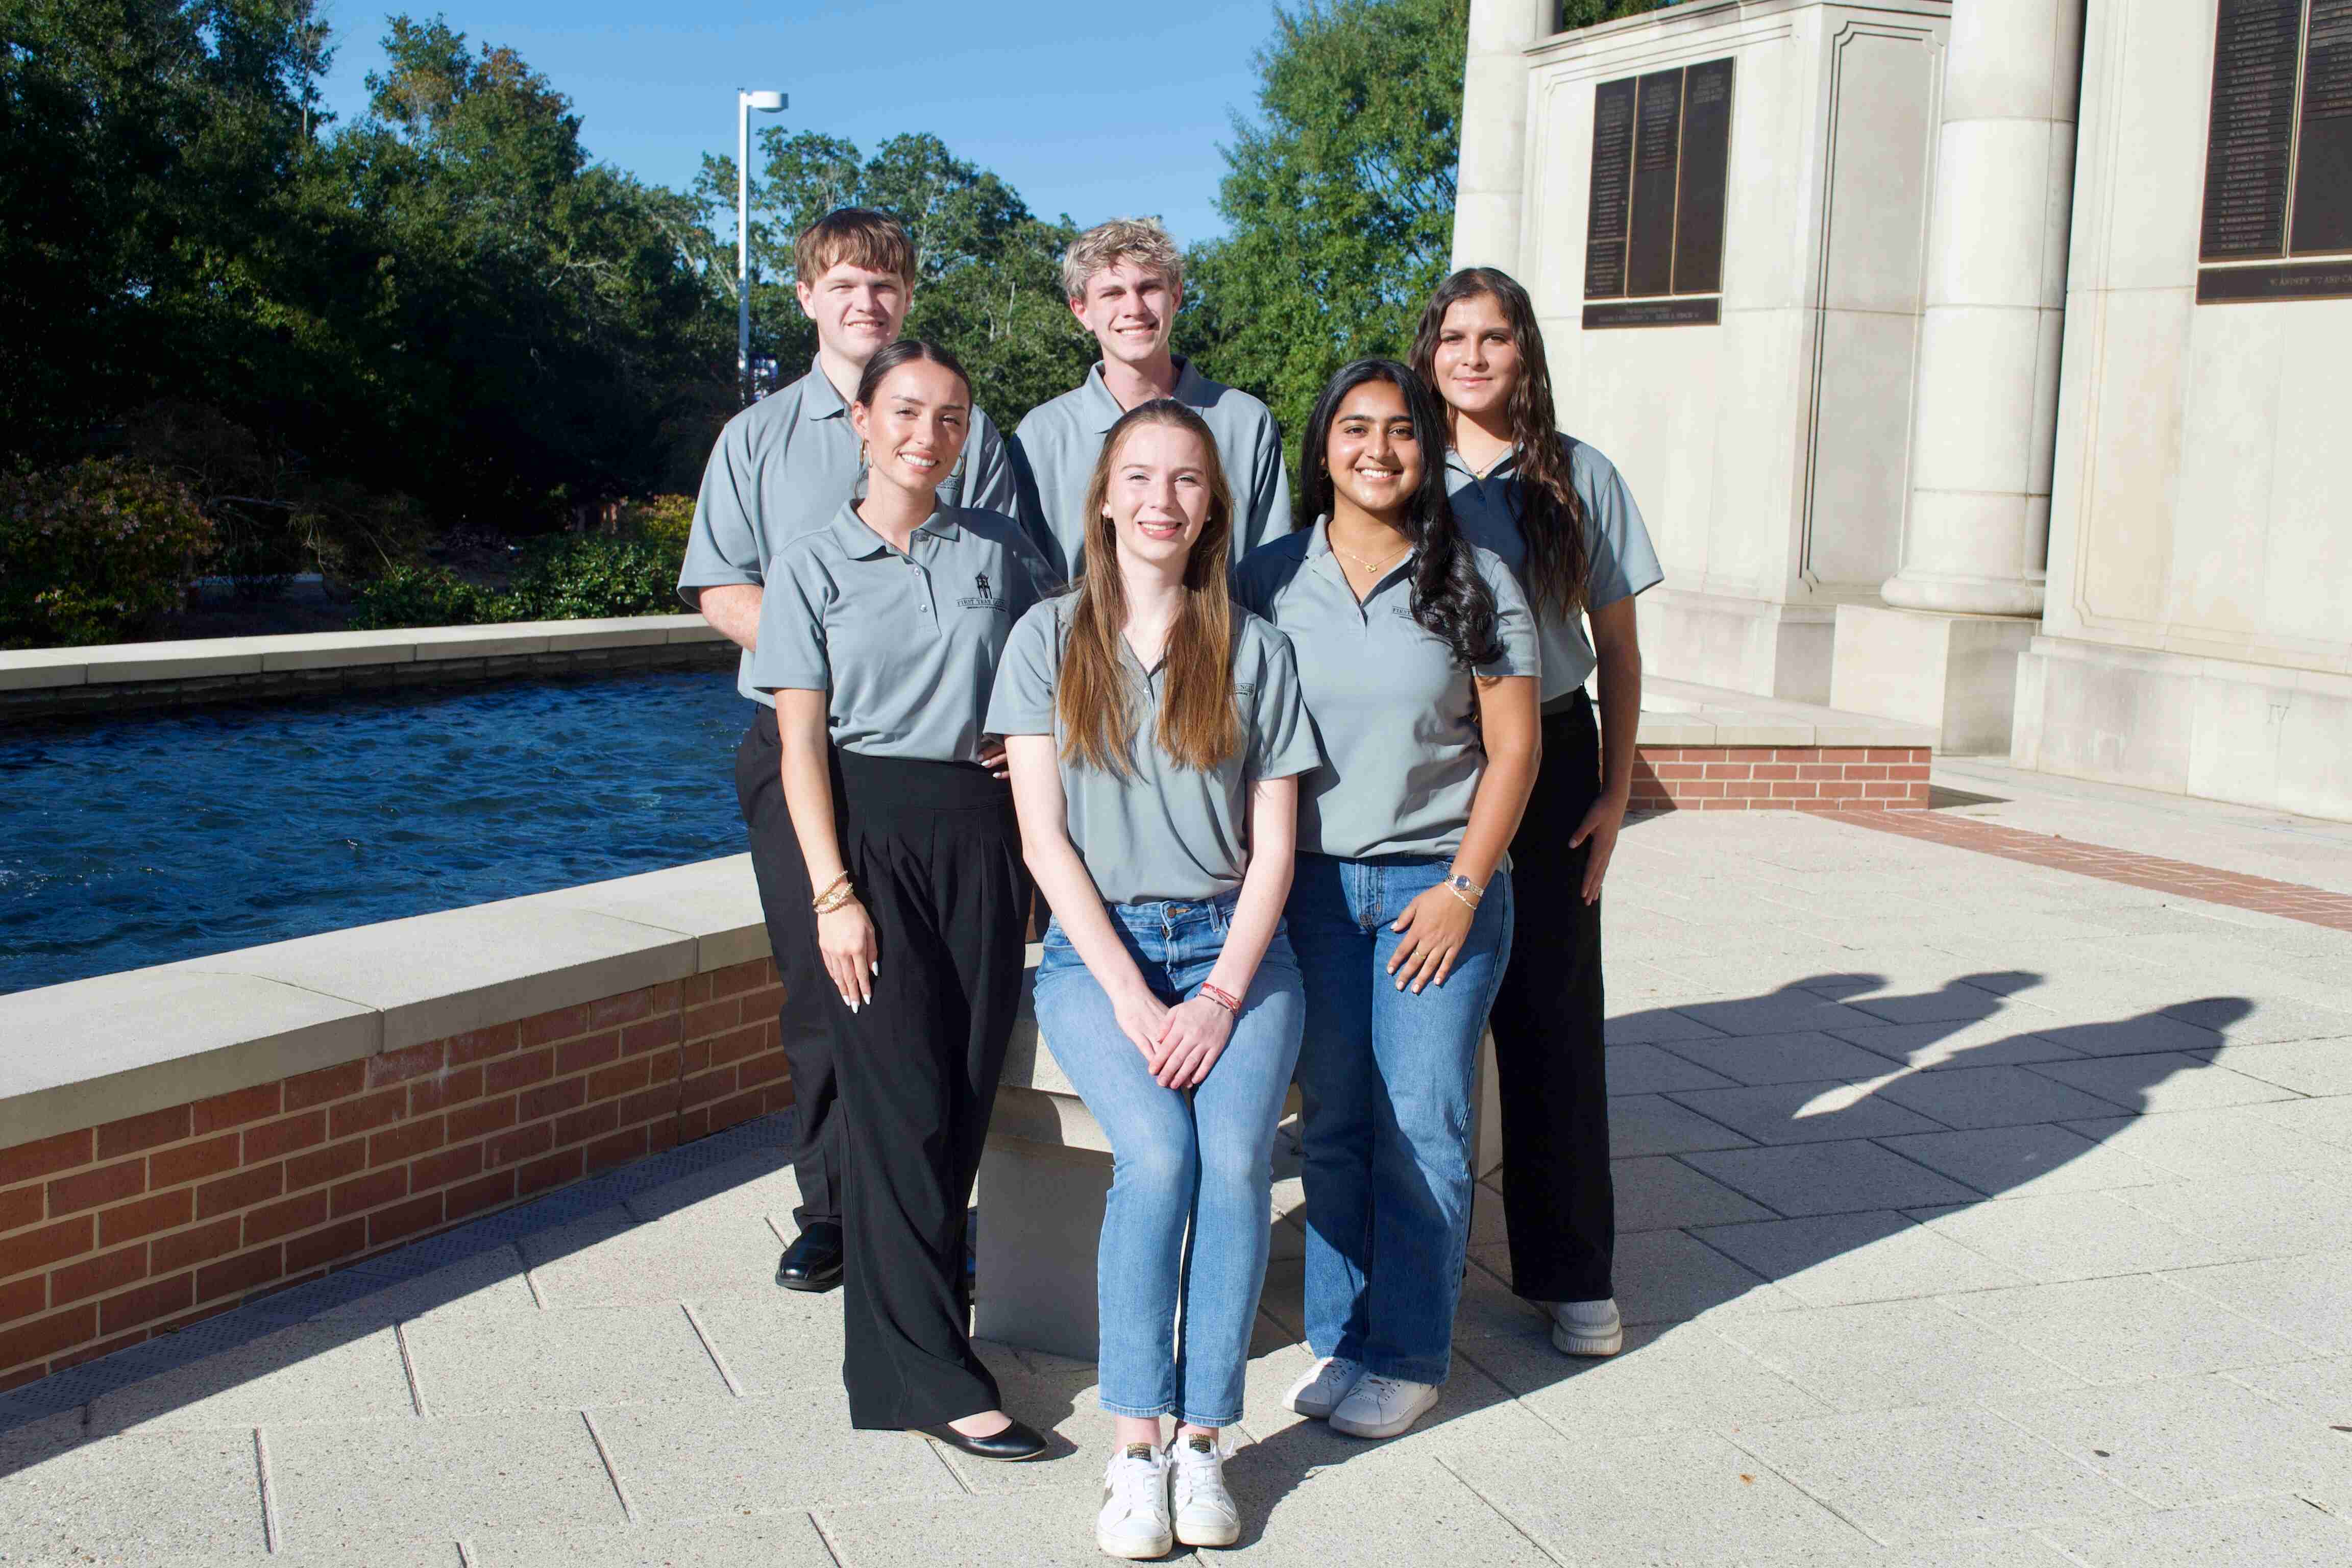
[1197,982,1242,1015]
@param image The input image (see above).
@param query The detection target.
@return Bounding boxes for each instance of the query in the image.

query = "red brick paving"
[1836,809,2352,933]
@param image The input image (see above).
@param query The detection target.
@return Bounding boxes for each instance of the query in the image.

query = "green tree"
[1184,0,1471,451]
[1555,1,1672,31]
[696,130,1093,428]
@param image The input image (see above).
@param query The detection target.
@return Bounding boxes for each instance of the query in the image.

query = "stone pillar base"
[1635,588,1840,705]
[2013,637,2352,824]
[1829,603,2040,755]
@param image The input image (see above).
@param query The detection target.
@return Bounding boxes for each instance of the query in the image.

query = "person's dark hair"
[853,338,971,408]
[1298,359,1503,671]
[1409,266,1589,622]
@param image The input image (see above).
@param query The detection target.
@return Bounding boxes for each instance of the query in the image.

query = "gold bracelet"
[810,871,850,911]
[813,880,857,916]
[1443,881,1480,912]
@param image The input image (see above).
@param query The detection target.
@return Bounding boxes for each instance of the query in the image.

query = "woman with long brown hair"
[990,400,1317,1558]
[1410,266,1663,1360]
[751,338,1052,1459]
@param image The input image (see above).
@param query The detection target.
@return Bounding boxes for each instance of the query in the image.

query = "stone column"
[1880,0,2085,616]
[1451,0,1553,270]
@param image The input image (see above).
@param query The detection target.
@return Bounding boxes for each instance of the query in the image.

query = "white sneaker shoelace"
[1167,1432,1240,1547]
[1285,1353,1365,1417]
[1097,1443,1171,1558]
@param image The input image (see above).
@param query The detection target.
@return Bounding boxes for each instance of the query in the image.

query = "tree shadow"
[1223,969,2259,1523]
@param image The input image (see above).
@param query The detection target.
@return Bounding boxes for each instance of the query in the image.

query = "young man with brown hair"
[1010,217,1288,579]
[676,208,1019,1295]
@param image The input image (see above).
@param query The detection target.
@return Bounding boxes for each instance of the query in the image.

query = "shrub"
[503,536,678,622]
[347,564,493,630]
[619,494,695,554]
[0,459,216,648]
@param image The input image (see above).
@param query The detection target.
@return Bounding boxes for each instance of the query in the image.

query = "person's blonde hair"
[794,208,916,289]
[1057,401,1241,776]
[1060,217,1185,304]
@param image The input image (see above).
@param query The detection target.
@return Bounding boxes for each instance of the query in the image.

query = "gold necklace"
[1332,537,1410,574]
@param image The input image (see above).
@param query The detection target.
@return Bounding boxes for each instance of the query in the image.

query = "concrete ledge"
[0,857,766,1150]
[1636,678,1939,751]
[0,615,731,721]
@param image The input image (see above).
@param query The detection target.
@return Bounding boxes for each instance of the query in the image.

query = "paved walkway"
[4,765,2351,1565]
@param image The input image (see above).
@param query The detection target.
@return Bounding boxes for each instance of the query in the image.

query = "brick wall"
[0,959,788,1390]
[1630,746,1932,812]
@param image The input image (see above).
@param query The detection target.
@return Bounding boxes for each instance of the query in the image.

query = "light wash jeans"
[1031,889,1304,1426]
[1286,853,1515,1385]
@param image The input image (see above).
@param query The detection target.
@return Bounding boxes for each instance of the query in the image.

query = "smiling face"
[1071,259,1179,371]
[1428,291,1521,421]
[850,358,970,501]
[1323,379,1422,521]
[1102,420,1215,573]
[796,259,910,366]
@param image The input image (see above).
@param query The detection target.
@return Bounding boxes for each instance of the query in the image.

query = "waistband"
[1540,687,1596,721]
[835,746,1011,810]
[1100,887,1240,931]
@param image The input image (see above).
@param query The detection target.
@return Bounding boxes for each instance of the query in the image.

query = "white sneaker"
[1327,1373,1440,1439]
[1550,1297,1623,1357]
[1167,1430,1240,1548]
[1283,1354,1365,1419]
[1096,1442,1172,1559]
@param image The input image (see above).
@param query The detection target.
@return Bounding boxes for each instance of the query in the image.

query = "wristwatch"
[1444,873,1484,906]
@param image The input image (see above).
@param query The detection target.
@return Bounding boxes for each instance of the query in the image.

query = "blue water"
[1,671,756,995]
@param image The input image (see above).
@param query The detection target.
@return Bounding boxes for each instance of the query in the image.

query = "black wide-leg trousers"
[1486,693,1614,1304]
[737,715,841,1230]
[828,750,1031,1430]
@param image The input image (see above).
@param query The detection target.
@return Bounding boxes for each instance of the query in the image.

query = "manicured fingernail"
[870,961,879,975]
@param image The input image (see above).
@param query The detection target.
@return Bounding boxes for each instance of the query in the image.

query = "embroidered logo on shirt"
[957,568,1006,611]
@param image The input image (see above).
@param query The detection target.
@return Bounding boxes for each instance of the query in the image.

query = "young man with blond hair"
[1010,217,1289,578]
[676,208,1019,1297]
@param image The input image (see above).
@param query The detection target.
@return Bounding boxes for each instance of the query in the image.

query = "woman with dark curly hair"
[1411,267,1663,1362]
[1234,358,1541,1441]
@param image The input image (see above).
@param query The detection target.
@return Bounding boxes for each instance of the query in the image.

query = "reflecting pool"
[1,670,755,995]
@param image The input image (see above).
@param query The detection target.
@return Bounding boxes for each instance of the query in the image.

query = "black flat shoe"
[774,1222,843,1292]
[914,1416,1049,1461]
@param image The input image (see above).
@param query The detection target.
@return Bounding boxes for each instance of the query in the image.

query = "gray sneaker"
[1550,1297,1623,1357]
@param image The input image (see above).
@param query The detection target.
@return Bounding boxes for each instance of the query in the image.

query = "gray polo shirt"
[985,596,1320,904]
[1009,358,1290,582]
[1444,434,1663,705]
[1234,520,1539,862]
[677,356,1022,705]
[751,503,1047,763]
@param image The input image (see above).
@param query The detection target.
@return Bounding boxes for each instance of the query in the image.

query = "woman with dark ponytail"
[1411,267,1663,1361]
[1234,358,1540,1440]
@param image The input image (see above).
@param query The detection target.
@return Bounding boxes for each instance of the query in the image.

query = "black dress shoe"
[914,1416,1049,1461]
[774,1222,843,1292]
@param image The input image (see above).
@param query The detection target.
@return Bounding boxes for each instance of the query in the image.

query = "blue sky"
[314,0,1284,243]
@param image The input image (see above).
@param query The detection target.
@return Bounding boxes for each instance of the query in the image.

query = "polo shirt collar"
[824,500,960,559]
[803,357,849,422]
[1445,445,1522,483]
[1080,356,1205,433]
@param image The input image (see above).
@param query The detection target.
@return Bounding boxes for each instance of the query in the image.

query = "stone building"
[1454,0,2352,820]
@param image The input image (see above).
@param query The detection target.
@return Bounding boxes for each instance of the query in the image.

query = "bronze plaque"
[1625,68,1683,297]
[1585,78,1637,300]
[1673,58,1735,296]
[2291,0,2352,253]
[1583,299,1722,329]
[2200,0,2304,261]
[2197,256,2352,300]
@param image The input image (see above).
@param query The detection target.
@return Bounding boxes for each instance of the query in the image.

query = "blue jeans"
[1287,853,1514,1384]
[1032,890,1305,1426]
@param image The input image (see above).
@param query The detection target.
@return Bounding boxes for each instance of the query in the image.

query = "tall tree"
[1183,0,1470,447]
[697,130,1094,427]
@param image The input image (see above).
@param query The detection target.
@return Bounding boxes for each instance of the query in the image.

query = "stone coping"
[0,856,767,1152]
[1632,677,1938,749]
[0,615,725,693]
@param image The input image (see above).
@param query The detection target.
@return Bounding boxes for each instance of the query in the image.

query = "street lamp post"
[738,88,787,405]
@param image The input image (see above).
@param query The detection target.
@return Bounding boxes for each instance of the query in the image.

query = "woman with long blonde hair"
[990,400,1319,1559]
